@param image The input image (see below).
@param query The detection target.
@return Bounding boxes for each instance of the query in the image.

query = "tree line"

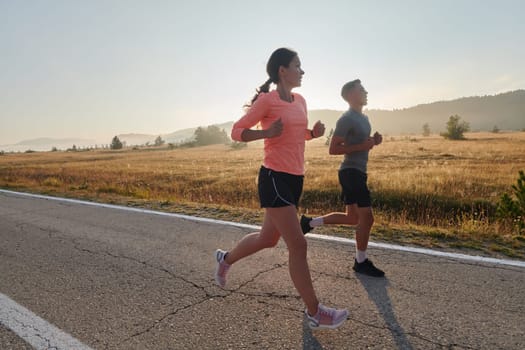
[110,125,232,150]
[103,113,514,151]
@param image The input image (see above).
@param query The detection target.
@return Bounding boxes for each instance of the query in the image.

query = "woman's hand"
[265,118,284,138]
[312,120,325,138]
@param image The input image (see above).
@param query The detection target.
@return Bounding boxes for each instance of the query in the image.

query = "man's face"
[350,83,368,106]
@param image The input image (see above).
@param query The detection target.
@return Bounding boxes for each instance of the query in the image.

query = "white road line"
[0,292,94,350]
[1,189,525,268]
[307,233,525,267]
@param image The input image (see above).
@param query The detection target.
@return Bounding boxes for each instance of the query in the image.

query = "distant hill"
[0,137,99,152]
[311,90,525,135]
[4,91,522,152]
[15,137,97,147]
[118,121,234,146]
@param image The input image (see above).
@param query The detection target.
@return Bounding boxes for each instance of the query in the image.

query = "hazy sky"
[1,0,524,145]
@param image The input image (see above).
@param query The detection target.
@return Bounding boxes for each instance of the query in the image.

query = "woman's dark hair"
[246,47,298,107]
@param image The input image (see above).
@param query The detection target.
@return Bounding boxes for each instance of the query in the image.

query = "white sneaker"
[214,249,230,288]
[305,304,349,330]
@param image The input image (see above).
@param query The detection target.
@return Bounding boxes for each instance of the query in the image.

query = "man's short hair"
[341,79,361,101]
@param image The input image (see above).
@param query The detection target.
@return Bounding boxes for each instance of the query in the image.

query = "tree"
[492,125,500,133]
[154,135,165,146]
[440,115,470,140]
[325,128,334,146]
[111,136,123,150]
[422,123,431,137]
[194,125,229,146]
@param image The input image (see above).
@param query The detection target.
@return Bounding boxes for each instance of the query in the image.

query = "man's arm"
[329,135,375,155]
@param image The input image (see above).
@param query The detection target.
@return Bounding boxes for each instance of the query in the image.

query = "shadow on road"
[302,313,324,350]
[356,274,414,350]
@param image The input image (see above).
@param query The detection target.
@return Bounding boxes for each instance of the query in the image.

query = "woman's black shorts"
[338,168,371,207]
[258,166,304,208]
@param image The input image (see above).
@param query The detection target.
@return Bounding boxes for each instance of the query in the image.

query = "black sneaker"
[300,215,313,234]
[353,259,385,277]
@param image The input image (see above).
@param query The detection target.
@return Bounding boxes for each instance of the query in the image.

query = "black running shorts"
[258,166,304,208]
[338,168,371,207]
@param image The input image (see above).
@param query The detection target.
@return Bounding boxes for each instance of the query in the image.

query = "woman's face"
[279,55,304,88]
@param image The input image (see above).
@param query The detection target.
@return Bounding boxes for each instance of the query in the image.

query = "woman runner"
[214,47,349,330]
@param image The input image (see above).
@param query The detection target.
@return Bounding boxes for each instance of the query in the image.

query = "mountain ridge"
[3,90,523,151]
[313,90,525,134]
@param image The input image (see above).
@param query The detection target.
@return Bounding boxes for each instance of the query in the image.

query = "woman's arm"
[305,120,326,141]
[240,118,283,141]
[231,94,276,142]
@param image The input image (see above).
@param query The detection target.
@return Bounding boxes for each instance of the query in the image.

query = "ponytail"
[246,78,272,107]
[258,78,272,94]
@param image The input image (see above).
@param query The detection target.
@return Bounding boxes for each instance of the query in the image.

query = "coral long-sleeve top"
[231,90,313,176]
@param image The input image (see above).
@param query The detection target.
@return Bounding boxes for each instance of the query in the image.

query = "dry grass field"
[1,132,524,258]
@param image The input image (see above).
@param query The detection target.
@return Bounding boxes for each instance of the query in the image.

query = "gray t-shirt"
[333,109,371,173]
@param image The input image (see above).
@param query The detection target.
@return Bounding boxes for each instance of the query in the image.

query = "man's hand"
[265,118,283,138]
[362,137,375,151]
[312,120,326,138]
[373,131,383,145]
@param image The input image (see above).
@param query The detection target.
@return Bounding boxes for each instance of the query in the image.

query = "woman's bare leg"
[224,211,280,265]
[267,206,319,316]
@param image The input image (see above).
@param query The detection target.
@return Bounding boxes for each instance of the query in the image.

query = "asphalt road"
[0,191,524,349]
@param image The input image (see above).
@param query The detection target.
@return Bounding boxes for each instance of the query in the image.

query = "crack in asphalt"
[308,268,481,349]
[67,241,301,347]
[254,298,304,316]
[116,296,212,347]
[66,238,484,349]
[9,223,517,349]
[115,261,293,347]
[348,317,475,349]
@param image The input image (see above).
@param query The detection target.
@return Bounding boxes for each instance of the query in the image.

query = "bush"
[325,128,334,146]
[497,170,525,234]
[441,115,470,140]
[230,141,247,150]
[422,123,431,137]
